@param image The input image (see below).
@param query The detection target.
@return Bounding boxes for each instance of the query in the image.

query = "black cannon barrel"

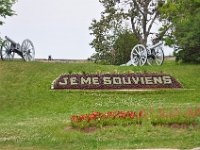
[5,36,17,45]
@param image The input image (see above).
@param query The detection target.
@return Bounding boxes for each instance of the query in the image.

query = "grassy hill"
[0,61,200,149]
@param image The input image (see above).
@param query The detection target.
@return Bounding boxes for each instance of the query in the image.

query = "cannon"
[121,38,164,66]
[0,36,35,61]
[130,41,164,66]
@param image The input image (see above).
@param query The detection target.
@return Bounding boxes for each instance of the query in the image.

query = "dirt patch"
[65,126,98,133]
[154,123,198,129]
[66,123,199,133]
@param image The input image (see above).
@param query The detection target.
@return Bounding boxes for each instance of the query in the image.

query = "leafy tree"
[117,0,166,46]
[89,0,167,64]
[89,1,124,63]
[160,0,200,63]
[0,0,16,25]
[113,30,138,65]
[0,0,16,42]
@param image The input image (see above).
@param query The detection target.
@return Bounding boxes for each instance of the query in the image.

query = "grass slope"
[0,61,200,149]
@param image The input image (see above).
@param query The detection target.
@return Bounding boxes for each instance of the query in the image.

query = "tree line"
[89,0,200,64]
[0,0,199,64]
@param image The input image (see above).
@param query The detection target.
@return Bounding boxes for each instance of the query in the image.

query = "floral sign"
[51,73,182,90]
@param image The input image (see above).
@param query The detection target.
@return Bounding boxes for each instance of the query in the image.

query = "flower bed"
[70,108,200,130]
[70,110,144,129]
[150,107,200,126]
[52,73,182,90]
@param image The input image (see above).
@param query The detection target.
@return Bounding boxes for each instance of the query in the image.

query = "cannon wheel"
[0,40,15,60]
[21,39,35,61]
[147,46,164,66]
[131,44,147,66]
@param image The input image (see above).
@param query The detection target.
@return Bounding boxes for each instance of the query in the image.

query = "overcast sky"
[0,0,173,59]
[0,0,103,59]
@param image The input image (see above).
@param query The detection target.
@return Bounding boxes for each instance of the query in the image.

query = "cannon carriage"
[129,33,164,66]
[0,36,35,61]
[121,35,164,67]
[130,41,164,66]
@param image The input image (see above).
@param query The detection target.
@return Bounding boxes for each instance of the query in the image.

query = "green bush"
[113,31,138,65]
[175,46,200,63]
[161,0,200,64]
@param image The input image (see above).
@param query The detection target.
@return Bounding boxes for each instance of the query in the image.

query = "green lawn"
[0,60,200,150]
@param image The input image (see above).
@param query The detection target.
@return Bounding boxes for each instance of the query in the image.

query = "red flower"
[92,112,100,116]
[107,112,114,116]
[71,115,79,122]
[89,114,96,120]
[139,111,143,118]
[79,115,87,121]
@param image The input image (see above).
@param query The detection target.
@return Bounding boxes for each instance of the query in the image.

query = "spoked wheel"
[21,39,35,61]
[0,40,15,60]
[147,46,164,66]
[131,44,147,66]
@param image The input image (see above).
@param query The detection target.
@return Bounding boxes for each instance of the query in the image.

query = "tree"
[160,0,200,63]
[89,1,124,63]
[120,0,166,46]
[113,30,138,65]
[0,0,16,25]
[0,0,16,43]
[89,0,167,64]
